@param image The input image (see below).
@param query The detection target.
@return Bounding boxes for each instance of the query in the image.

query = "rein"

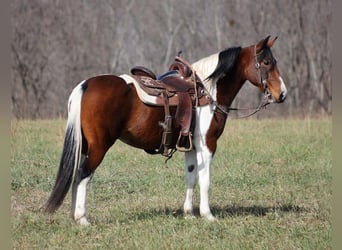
[213,95,270,118]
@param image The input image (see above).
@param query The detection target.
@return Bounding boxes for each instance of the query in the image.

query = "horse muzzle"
[267,77,287,103]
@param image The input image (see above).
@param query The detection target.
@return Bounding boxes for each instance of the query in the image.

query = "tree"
[11,0,332,119]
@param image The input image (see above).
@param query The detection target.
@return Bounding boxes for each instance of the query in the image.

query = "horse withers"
[44,36,287,225]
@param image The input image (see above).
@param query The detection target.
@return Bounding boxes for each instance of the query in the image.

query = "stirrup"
[176,132,193,152]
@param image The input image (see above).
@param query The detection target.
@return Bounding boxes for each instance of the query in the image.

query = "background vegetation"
[11,0,331,119]
[10,1,332,248]
[11,119,331,249]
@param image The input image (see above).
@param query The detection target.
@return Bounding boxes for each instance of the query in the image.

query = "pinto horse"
[44,36,287,225]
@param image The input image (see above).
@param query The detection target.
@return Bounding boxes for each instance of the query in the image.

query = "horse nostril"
[279,92,286,103]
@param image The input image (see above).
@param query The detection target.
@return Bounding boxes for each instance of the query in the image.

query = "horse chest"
[194,105,227,154]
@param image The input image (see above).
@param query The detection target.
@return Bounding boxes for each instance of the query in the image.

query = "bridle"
[254,45,271,100]
[212,45,271,118]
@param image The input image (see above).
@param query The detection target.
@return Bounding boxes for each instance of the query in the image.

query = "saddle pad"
[119,74,178,106]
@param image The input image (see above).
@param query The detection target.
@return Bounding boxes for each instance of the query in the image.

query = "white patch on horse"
[74,175,92,226]
[119,74,159,105]
[184,150,197,217]
[279,76,287,95]
[67,81,85,187]
[182,55,221,221]
[192,53,219,100]
[184,105,216,220]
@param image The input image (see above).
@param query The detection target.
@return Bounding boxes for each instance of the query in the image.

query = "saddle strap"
[158,91,175,157]
[156,90,195,157]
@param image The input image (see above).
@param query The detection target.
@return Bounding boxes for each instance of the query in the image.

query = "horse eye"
[263,60,270,66]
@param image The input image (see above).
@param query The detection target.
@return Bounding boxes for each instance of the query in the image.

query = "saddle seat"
[130,59,195,93]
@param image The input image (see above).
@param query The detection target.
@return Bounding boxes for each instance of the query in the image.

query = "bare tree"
[10,0,332,119]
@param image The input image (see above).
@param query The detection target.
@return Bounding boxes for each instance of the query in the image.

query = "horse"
[44,36,287,225]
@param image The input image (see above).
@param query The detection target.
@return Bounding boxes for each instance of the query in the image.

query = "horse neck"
[216,71,246,108]
[192,48,249,107]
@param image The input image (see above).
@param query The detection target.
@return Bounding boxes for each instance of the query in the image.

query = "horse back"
[80,74,180,151]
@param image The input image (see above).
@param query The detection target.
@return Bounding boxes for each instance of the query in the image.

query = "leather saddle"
[127,56,211,157]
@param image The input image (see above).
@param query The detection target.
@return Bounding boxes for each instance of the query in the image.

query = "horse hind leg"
[71,144,109,225]
[71,155,93,226]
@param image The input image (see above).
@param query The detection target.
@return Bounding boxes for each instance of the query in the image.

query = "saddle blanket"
[120,74,178,106]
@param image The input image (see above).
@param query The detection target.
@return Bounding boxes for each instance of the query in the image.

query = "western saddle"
[128,55,212,157]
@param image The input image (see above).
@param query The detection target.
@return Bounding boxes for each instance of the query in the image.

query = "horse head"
[245,36,287,103]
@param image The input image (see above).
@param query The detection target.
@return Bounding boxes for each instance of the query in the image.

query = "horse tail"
[44,81,86,213]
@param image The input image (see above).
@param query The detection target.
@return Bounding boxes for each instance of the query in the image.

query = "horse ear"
[267,36,278,48]
[256,35,271,53]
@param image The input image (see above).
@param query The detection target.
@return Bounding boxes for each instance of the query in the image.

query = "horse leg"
[71,141,110,226]
[196,145,215,221]
[71,155,92,226]
[184,150,198,218]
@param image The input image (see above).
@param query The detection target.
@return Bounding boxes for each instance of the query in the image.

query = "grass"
[11,118,331,249]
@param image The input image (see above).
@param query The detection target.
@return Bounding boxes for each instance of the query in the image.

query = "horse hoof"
[202,214,216,222]
[184,214,196,220]
[76,217,91,226]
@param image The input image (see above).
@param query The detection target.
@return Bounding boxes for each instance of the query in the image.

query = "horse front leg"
[196,145,215,221]
[184,143,215,221]
[184,150,198,218]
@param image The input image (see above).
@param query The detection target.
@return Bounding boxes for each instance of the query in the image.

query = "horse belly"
[119,105,178,150]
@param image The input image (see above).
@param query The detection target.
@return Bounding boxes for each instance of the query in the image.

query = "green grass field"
[11,118,331,249]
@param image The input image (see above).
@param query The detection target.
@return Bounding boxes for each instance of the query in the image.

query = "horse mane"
[206,46,242,81]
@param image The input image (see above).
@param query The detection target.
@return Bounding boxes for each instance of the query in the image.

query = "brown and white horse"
[44,36,287,225]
